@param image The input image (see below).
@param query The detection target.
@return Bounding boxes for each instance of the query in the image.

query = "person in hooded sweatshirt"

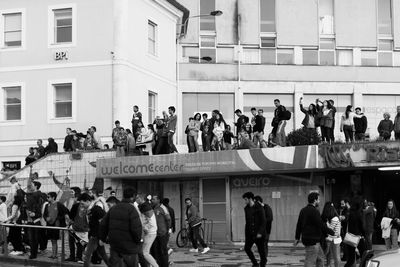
[353,107,368,141]
[45,137,58,155]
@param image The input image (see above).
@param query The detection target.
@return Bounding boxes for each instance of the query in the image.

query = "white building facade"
[177,0,400,145]
[0,0,185,170]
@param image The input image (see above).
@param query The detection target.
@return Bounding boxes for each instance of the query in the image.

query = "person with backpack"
[272,99,290,147]
[44,192,69,259]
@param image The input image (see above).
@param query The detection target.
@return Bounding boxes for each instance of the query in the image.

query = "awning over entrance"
[96,145,319,179]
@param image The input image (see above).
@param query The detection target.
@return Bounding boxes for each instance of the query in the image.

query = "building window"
[277,49,294,65]
[361,51,377,66]
[200,36,216,63]
[148,91,157,123]
[3,86,21,121]
[2,13,22,47]
[303,49,318,65]
[378,39,393,66]
[260,0,275,32]
[319,38,335,65]
[242,48,260,64]
[200,0,215,31]
[319,0,334,35]
[260,37,276,64]
[148,20,157,56]
[336,49,353,66]
[378,0,392,36]
[53,83,72,118]
[54,8,72,43]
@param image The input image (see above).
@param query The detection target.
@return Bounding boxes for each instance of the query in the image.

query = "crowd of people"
[21,101,400,164]
[0,166,217,266]
[294,192,399,267]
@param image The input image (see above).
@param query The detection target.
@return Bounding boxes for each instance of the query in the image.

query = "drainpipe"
[237,14,242,111]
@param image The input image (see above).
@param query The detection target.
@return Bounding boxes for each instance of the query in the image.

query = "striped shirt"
[326,216,341,241]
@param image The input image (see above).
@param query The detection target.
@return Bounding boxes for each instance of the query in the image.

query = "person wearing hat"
[139,202,159,267]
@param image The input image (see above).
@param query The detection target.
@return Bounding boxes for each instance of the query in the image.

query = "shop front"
[96,145,319,243]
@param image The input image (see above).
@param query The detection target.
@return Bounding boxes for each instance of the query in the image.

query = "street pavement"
[0,242,386,267]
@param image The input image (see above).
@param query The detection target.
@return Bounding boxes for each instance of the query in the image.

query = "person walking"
[254,195,273,261]
[378,112,393,141]
[161,198,176,255]
[294,192,334,267]
[44,192,69,259]
[133,193,150,267]
[393,106,400,140]
[139,202,159,267]
[344,197,366,267]
[151,195,172,267]
[321,202,341,267]
[340,105,355,143]
[185,198,210,254]
[354,108,368,141]
[242,192,266,267]
[382,199,399,250]
[338,199,350,261]
[99,188,142,267]
[5,195,25,256]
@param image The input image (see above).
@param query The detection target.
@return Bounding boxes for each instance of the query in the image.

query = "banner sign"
[96,146,318,179]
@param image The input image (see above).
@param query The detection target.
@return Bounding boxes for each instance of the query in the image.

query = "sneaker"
[9,251,19,256]
[168,248,173,255]
[189,248,198,253]
[65,257,76,262]
[77,259,84,264]
[201,247,210,254]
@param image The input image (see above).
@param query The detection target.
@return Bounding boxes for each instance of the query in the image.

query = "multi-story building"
[0,0,187,170]
[177,0,400,145]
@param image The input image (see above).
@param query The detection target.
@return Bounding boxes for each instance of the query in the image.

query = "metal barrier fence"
[0,223,69,261]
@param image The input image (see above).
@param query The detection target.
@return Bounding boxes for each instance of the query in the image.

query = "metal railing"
[0,223,69,261]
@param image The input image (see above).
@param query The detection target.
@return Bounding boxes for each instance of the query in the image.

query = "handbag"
[343,223,361,248]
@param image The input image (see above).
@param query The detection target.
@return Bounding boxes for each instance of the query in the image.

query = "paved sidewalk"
[0,242,386,267]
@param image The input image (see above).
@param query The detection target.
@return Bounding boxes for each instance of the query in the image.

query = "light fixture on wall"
[378,166,400,171]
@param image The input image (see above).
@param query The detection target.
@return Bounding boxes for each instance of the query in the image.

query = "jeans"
[8,226,25,252]
[276,121,286,147]
[265,233,270,259]
[321,126,332,143]
[109,248,138,267]
[83,236,110,267]
[188,133,199,153]
[151,234,169,267]
[189,225,207,249]
[384,228,399,250]
[116,146,125,157]
[345,238,366,267]
[167,132,178,153]
[253,131,265,148]
[343,125,354,143]
[355,132,365,141]
[68,232,84,260]
[244,235,266,267]
[211,136,223,151]
[395,132,400,140]
[365,232,373,251]
[38,228,48,251]
[325,240,340,267]
[304,243,325,267]
[201,134,211,152]
[143,234,158,267]
[28,222,40,258]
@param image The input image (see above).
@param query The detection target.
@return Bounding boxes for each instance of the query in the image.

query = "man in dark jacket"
[151,195,172,267]
[185,198,209,254]
[63,128,74,152]
[294,192,334,267]
[234,109,249,136]
[272,99,288,146]
[99,188,142,267]
[255,195,273,260]
[166,106,178,153]
[243,192,267,267]
[354,107,368,141]
[253,109,266,148]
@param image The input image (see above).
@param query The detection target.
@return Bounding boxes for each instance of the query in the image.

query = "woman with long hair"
[211,113,226,151]
[299,97,317,134]
[318,99,334,143]
[188,113,201,152]
[382,199,400,250]
[340,105,355,143]
[5,195,25,255]
[321,202,341,267]
[344,196,366,267]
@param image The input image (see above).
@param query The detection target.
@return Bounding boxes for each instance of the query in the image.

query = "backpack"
[281,110,292,120]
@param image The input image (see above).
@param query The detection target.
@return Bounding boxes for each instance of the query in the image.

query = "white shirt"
[0,203,7,221]
[143,214,157,235]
